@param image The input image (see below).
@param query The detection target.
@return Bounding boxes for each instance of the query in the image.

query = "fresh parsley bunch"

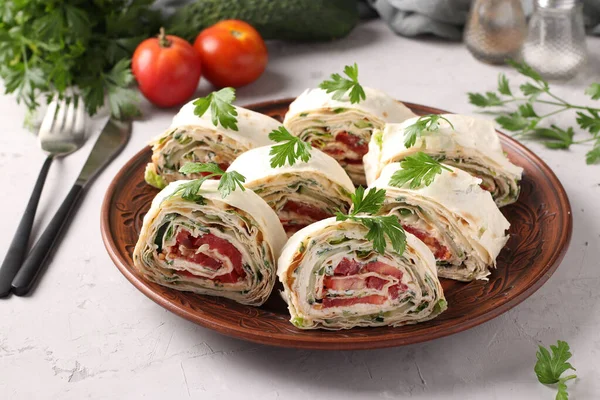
[468,60,600,164]
[0,0,162,122]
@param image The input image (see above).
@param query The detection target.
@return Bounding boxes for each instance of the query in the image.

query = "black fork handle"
[11,183,84,296]
[0,156,53,298]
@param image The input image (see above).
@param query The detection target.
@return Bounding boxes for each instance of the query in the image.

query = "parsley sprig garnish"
[468,60,600,164]
[336,187,406,255]
[390,152,452,189]
[176,162,246,200]
[319,63,366,104]
[534,340,577,400]
[193,87,239,131]
[403,115,455,148]
[268,126,312,167]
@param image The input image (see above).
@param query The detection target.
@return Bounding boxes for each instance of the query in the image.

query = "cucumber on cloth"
[166,0,359,41]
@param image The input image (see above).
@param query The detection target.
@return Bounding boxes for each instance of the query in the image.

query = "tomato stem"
[158,27,171,48]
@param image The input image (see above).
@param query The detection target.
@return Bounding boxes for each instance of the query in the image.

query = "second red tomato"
[194,20,268,88]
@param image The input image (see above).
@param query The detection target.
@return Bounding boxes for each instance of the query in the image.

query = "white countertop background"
[1,20,599,399]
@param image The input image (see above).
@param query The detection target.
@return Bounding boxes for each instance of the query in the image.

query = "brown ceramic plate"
[101,99,572,350]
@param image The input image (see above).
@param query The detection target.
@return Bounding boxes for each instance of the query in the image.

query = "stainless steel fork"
[0,98,86,297]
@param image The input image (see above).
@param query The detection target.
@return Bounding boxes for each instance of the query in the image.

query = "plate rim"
[100,99,572,350]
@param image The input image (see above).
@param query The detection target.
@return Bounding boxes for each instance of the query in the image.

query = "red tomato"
[132,29,202,108]
[193,20,268,88]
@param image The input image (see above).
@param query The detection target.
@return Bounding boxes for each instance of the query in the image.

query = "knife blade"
[11,119,132,296]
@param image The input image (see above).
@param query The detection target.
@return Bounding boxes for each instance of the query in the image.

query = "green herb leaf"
[518,103,538,118]
[336,187,406,254]
[527,125,574,149]
[389,152,452,189]
[193,87,238,131]
[178,162,246,199]
[576,110,600,135]
[584,83,600,100]
[468,91,504,108]
[586,139,600,164]
[498,73,512,96]
[268,126,312,167]
[350,186,386,215]
[404,114,455,148]
[507,59,547,86]
[534,340,576,384]
[495,113,530,132]
[520,82,545,97]
[319,63,366,104]
[218,170,246,198]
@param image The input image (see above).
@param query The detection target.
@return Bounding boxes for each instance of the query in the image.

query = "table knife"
[11,119,132,296]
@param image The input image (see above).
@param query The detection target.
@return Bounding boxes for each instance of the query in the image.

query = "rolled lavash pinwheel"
[133,179,287,306]
[144,93,280,189]
[283,87,415,186]
[371,160,510,281]
[278,218,446,330]
[226,144,355,236]
[363,114,523,207]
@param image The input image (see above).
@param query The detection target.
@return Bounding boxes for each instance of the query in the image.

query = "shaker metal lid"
[536,0,579,9]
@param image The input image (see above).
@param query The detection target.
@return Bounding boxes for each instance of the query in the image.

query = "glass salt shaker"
[464,0,528,64]
[523,0,587,80]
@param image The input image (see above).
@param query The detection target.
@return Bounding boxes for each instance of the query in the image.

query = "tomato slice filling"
[167,230,245,283]
[280,201,333,234]
[403,225,452,261]
[321,131,368,165]
[320,258,408,308]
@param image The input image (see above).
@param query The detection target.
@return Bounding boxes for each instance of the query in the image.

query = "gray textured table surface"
[1,20,599,400]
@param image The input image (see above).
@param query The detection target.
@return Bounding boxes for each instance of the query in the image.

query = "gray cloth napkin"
[368,0,600,40]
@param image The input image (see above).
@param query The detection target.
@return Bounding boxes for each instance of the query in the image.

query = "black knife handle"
[11,183,84,296]
[0,156,53,298]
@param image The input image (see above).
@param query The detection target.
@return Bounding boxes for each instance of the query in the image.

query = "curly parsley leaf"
[319,63,366,104]
[534,340,577,400]
[193,87,238,131]
[178,162,246,199]
[389,152,452,189]
[403,114,455,148]
[268,126,312,167]
[336,187,406,254]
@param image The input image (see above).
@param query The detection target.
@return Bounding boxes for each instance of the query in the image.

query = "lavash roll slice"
[283,87,416,186]
[133,180,287,306]
[363,114,523,207]
[226,145,355,236]
[371,162,510,282]
[278,218,446,330]
[145,100,281,188]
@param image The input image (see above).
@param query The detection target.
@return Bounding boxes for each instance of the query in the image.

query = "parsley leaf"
[576,110,600,135]
[498,73,512,96]
[534,340,577,400]
[178,162,246,199]
[507,59,547,87]
[389,152,452,189]
[0,1,162,122]
[585,83,600,100]
[527,125,574,150]
[586,139,600,165]
[496,113,530,132]
[336,187,406,254]
[193,88,239,131]
[468,91,503,108]
[403,114,455,148]
[268,126,312,167]
[319,63,366,104]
